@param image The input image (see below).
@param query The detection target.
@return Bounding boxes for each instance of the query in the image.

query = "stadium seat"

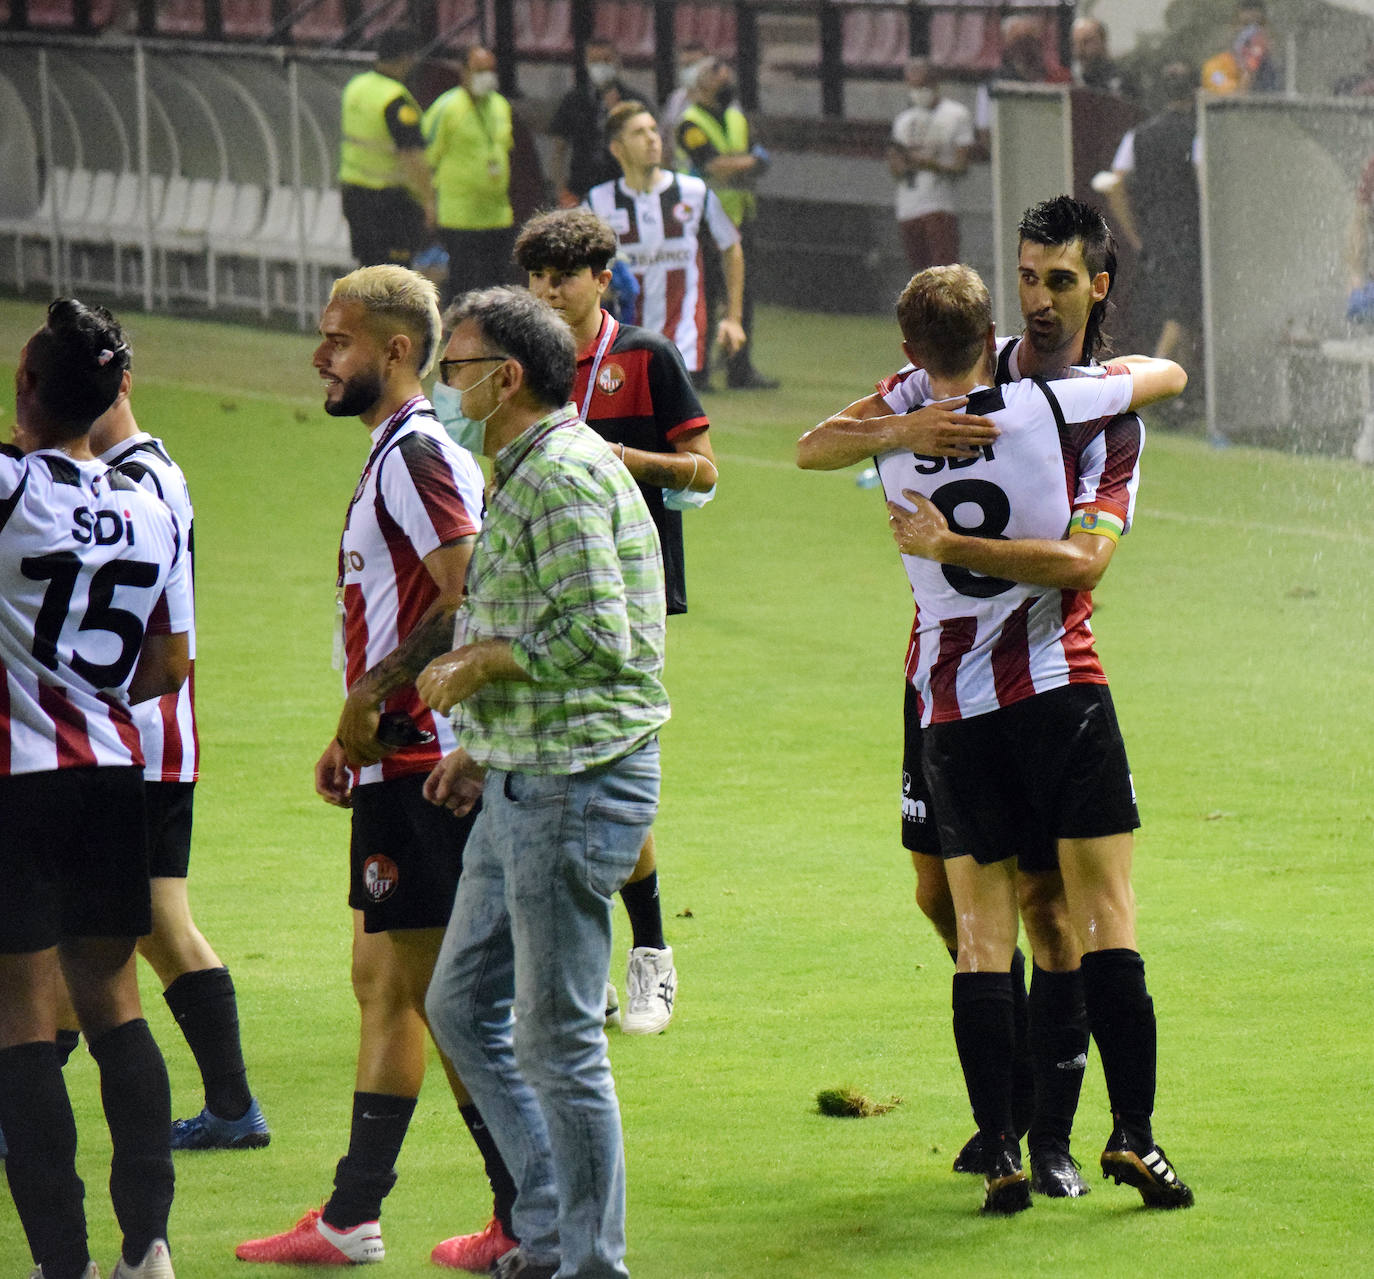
[156,174,216,303]
[213,184,316,317]
[593,1,653,60]
[291,0,346,45]
[514,0,572,56]
[205,180,263,309]
[677,4,736,57]
[220,0,272,40]
[305,186,354,304]
[25,0,77,29]
[0,166,66,291]
[929,10,1001,72]
[155,0,207,37]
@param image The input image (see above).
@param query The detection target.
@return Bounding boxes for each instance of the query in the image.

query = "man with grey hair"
[419,286,668,1279]
[237,267,518,1270]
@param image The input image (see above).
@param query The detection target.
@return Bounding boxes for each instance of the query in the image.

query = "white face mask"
[431,369,502,456]
[587,60,617,89]
[908,87,936,109]
[469,70,498,98]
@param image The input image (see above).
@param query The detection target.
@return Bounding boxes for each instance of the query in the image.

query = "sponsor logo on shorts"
[597,363,626,395]
[363,854,399,902]
[901,770,927,823]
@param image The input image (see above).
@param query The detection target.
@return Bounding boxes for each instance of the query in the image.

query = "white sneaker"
[623,946,676,1034]
[31,1266,100,1279]
[110,1239,173,1279]
[604,980,621,1030]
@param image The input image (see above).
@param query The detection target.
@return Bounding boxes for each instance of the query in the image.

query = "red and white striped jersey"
[0,448,192,775]
[340,397,484,787]
[874,370,1142,725]
[100,432,199,783]
[586,170,740,374]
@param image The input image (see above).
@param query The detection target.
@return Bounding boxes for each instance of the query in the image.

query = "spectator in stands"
[1071,17,1138,101]
[339,26,435,269]
[1202,1,1280,95]
[659,40,709,156]
[888,58,973,275]
[1106,64,1202,379]
[423,46,516,304]
[973,15,1072,159]
[677,58,779,390]
[549,40,645,208]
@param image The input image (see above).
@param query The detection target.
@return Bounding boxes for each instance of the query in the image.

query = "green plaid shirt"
[453,403,670,773]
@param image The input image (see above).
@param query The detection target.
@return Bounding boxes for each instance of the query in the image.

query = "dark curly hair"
[24,298,130,436]
[514,208,619,276]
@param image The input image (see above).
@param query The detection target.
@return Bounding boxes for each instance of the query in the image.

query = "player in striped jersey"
[800,196,1135,1199]
[236,268,516,1271]
[88,369,270,1153]
[507,208,719,1035]
[876,264,1193,1214]
[587,100,746,384]
[0,299,192,1279]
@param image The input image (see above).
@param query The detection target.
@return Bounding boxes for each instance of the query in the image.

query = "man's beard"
[326,368,385,418]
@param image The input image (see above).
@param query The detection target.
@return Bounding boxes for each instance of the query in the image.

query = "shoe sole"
[981,1170,1032,1215]
[171,1130,270,1151]
[1100,1151,1195,1209]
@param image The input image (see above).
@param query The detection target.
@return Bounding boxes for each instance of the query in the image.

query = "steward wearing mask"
[549,40,646,206]
[675,58,778,390]
[887,57,974,275]
[422,45,515,304]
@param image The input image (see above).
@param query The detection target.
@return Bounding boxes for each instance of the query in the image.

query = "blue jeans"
[426,739,659,1279]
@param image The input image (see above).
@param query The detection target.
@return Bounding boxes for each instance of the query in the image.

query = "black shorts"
[341,184,425,267]
[145,780,194,879]
[901,681,942,856]
[921,683,1139,872]
[349,772,477,933]
[0,766,151,953]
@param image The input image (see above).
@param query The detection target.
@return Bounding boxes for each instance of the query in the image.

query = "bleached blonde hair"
[329,265,442,376]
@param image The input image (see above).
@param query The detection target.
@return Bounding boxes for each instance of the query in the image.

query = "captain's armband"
[1068,506,1124,543]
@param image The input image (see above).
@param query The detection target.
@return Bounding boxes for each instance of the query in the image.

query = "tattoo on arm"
[351,605,459,703]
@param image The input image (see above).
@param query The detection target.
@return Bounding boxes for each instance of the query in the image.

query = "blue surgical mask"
[664,482,716,511]
[432,370,502,456]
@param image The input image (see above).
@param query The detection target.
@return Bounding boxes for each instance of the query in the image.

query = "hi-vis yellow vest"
[679,103,755,226]
[340,70,421,190]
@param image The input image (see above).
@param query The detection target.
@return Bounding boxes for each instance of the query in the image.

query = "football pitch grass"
[1,295,1372,1277]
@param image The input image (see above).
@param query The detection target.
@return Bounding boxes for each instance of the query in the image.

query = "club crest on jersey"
[672,200,693,226]
[1079,508,1100,531]
[362,854,399,902]
[597,363,626,395]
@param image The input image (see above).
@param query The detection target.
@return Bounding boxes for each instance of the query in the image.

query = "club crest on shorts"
[363,854,399,901]
[597,363,626,395]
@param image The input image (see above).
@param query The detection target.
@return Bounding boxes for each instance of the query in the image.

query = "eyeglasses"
[438,354,510,384]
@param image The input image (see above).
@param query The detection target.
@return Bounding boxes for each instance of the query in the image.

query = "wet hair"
[24,297,130,436]
[605,99,653,145]
[329,265,442,376]
[896,265,992,378]
[1017,195,1118,358]
[445,287,576,409]
[514,209,618,275]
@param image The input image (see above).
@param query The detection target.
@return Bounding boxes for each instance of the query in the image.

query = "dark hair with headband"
[24,298,130,436]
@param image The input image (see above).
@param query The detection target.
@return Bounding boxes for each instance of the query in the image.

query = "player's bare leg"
[1058,834,1192,1209]
[619,830,677,1034]
[945,856,1030,1214]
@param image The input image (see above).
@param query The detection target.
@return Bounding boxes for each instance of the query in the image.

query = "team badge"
[1079,508,1100,531]
[597,363,626,395]
[672,200,693,225]
[363,854,399,902]
[682,124,708,149]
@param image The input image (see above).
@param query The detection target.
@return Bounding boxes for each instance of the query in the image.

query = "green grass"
[1,297,1372,1277]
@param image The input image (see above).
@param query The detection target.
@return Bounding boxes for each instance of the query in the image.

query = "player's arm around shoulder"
[886,493,1119,593]
[797,391,999,471]
[1107,355,1187,408]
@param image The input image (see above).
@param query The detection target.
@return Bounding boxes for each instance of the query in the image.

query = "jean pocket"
[582,796,658,898]
[502,770,569,808]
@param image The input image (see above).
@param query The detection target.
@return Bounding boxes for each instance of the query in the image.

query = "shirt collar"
[576,310,618,363]
[368,394,426,446]
[491,403,581,485]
